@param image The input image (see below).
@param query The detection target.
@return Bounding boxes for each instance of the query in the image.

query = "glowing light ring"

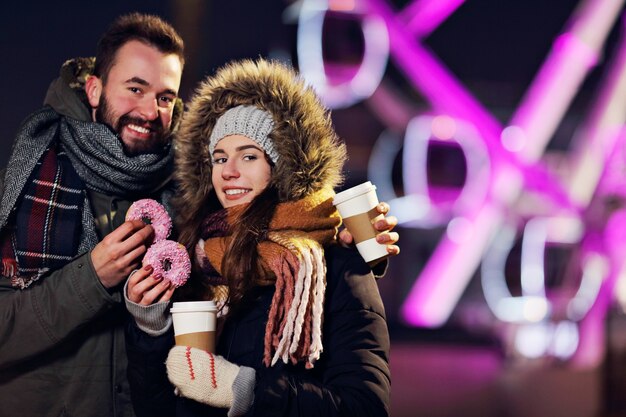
[297,0,390,109]
[402,114,491,227]
[368,128,435,226]
[566,253,606,321]
[481,216,603,325]
[480,222,543,323]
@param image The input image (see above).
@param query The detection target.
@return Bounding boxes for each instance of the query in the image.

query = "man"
[0,11,399,417]
[0,13,185,417]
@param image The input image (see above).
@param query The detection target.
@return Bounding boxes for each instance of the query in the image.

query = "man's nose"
[138,96,159,121]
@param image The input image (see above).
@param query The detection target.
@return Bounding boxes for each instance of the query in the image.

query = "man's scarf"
[196,188,341,368]
[0,107,173,288]
[0,143,83,288]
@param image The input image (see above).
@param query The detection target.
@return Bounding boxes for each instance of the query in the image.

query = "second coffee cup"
[333,181,389,265]
[170,301,217,353]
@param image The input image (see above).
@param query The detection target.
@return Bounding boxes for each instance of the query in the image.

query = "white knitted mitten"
[166,346,240,408]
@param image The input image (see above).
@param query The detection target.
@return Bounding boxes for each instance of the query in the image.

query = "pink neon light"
[363,0,622,327]
[569,18,626,367]
[402,202,503,327]
[365,0,568,192]
[362,0,542,326]
[510,33,599,162]
[399,0,465,38]
[366,0,502,140]
[568,13,626,206]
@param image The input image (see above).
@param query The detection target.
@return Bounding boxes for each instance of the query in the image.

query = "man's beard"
[95,93,172,156]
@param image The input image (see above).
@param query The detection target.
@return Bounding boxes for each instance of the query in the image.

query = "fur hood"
[173,59,347,223]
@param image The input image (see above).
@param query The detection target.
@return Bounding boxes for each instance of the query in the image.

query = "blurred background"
[3,0,626,416]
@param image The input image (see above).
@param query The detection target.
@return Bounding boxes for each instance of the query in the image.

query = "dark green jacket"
[0,58,169,417]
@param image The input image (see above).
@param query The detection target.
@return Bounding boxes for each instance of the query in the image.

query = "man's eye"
[129,87,141,94]
[159,96,174,105]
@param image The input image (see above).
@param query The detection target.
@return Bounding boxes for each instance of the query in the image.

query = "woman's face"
[211,134,272,208]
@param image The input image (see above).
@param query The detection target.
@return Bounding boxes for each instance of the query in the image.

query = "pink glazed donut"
[143,240,191,287]
[126,199,172,242]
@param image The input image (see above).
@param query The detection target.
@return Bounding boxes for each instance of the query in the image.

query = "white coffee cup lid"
[170,301,217,313]
[333,181,377,206]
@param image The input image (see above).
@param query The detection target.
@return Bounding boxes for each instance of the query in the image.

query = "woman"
[125,59,392,417]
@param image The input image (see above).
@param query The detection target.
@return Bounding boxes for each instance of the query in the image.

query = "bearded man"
[0,13,185,417]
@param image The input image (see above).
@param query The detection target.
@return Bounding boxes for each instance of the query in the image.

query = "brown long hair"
[221,186,278,309]
[174,186,279,311]
[173,189,220,303]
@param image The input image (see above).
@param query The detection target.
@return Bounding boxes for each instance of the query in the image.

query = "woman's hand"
[338,202,400,257]
[166,346,256,413]
[127,264,176,305]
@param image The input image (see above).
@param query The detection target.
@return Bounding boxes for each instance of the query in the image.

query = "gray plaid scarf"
[1,106,174,258]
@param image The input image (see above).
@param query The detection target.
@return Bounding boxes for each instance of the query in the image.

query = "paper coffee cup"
[333,181,388,264]
[170,301,217,352]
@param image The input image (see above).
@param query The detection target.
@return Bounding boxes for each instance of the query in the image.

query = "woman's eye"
[213,157,227,164]
[243,154,258,161]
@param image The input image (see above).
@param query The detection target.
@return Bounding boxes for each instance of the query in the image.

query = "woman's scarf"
[196,188,341,368]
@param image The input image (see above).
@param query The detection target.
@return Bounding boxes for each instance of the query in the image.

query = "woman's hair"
[174,186,279,306]
[221,186,279,308]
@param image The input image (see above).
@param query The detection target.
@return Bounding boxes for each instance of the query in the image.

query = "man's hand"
[126,264,175,305]
[91,220,154,288]
[338,202,400,256]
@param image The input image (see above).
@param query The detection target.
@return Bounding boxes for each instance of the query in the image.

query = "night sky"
[0,0,618,174]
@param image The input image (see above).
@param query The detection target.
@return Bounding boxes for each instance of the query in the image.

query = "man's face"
[87,40,183,156]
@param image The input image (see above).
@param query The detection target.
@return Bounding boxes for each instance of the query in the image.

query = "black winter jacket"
[126,244,391,417]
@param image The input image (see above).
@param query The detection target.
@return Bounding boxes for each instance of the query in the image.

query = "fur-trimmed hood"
[173,59,347,223]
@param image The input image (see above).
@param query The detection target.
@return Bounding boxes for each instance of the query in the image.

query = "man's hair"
[94,12,185,82]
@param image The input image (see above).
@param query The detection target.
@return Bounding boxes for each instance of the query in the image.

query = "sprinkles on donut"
[126,199,172,242]
[143,240,191,288]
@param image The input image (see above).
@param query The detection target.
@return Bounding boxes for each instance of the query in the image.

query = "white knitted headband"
[208,105,279,163]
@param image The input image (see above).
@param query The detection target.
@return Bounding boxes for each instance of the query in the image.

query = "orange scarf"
[198,187,340,368]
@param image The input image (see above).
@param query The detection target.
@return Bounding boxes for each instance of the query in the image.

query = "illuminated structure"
[297,0,626,362]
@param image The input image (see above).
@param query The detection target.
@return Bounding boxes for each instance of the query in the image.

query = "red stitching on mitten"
[185,346,195,380]
[208,352,217,389]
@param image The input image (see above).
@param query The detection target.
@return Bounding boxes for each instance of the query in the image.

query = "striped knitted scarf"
[0,106,173,288]
[196,187,340,368]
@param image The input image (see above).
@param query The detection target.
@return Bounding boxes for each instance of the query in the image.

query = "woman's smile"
[211,134,272,208]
